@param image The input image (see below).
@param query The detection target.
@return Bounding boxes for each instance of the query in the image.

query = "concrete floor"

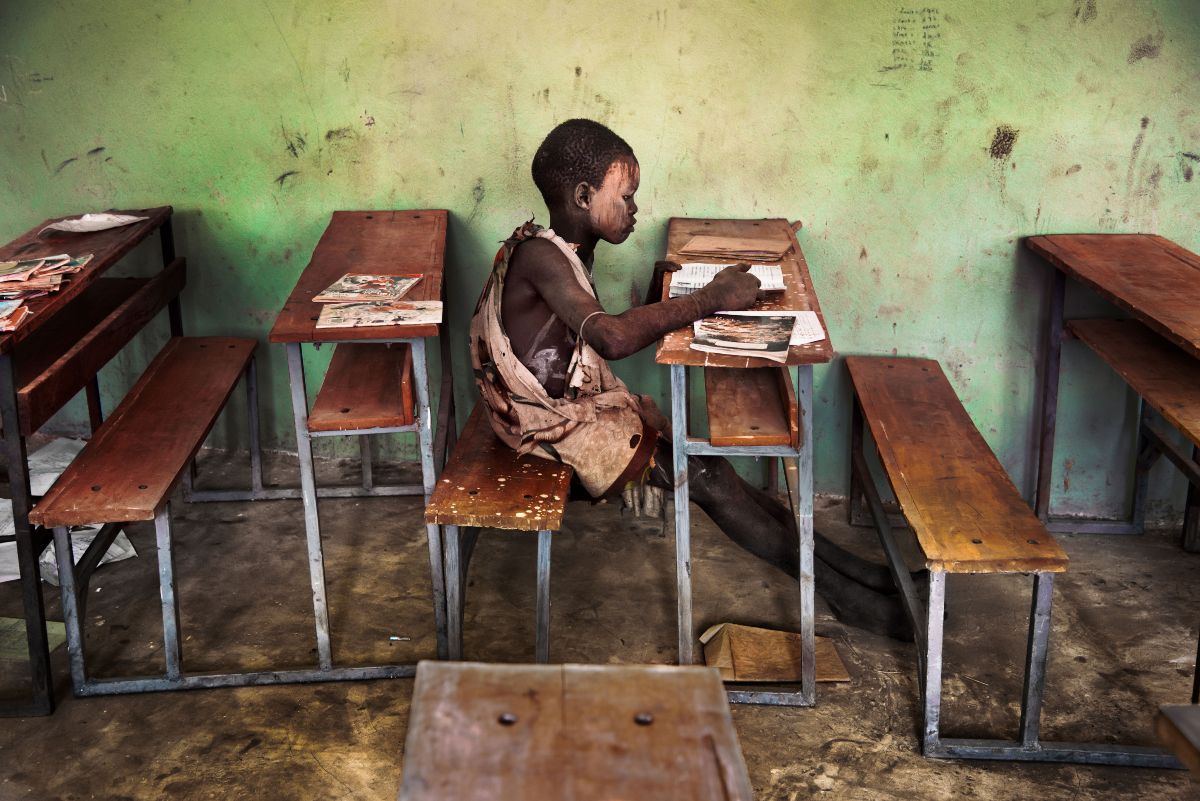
[0,449,1197,800]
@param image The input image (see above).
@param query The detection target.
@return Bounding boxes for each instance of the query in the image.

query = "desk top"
[269,210,448,343]
[655,217,833,367]
[0,206,172,355]
[398,662,754,801]
[1026,233,1200,361]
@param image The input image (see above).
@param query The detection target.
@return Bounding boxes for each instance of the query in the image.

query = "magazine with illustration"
[313,273,422,303]
[690,310,825,362]
[315,300,443,329]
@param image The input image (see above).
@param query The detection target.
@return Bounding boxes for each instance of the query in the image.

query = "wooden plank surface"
[16,259,185,436]
[307,343,414,432]
[1068,317,1200,449]
[29,337,255,527]
[846,356,1068,574]
[268,210,447,343]
[398,662,754,801]
[705,366,797,447]
[656,218,834,367]
[425,406,572,532]
[1156,704,1200,778]
[1027,234,1200,361]
[0,206,172,355]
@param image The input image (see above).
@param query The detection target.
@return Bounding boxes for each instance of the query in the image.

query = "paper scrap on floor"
[0,438,136,584]
[700,623,850,683]
[39,212,148,235]
[0,616,65,660]
[668,263,787,297]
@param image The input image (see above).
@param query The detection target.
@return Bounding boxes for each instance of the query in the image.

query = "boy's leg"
[650,442,913,639]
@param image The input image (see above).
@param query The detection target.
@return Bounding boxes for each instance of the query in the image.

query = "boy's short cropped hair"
[531,119,635,207]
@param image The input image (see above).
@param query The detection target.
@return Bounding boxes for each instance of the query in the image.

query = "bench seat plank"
[29,337,256,527]
[399,662,753,801]
[425,406,572,532]
[846,356,1068,574]
[307,343,414,432]
[1068,318,1200,449]
[705,366,797,447]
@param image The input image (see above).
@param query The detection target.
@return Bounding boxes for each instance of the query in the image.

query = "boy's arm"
[517,239,760,361]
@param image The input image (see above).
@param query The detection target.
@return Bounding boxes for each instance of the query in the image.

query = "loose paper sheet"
[0,438,137,583]
[39,212,148,235]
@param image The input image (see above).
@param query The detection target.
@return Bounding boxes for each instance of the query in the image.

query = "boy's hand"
[696,263,760,313]
[644,259,681,306]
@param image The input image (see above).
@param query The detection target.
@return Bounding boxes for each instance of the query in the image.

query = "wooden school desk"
[0,206,182,715]
[266,210,455,678]
[397,662,754,801]
[1025,233,1199,768]
[656,217,834,706]
[1027,233,1200,546]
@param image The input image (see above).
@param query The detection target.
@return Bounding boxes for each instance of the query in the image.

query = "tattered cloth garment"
[469,221,659,498]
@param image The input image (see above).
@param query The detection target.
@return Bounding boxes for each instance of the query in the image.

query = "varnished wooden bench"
[30,336,258,696]
[425,405,572,663]
[846,356,1073,762]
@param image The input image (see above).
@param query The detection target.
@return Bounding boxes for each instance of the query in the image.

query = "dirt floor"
[0,449,1196,800]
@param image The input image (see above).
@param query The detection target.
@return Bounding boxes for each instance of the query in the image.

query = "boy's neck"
[547,209,597,268]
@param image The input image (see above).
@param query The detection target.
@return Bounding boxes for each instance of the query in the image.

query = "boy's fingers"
[734,262,751,272]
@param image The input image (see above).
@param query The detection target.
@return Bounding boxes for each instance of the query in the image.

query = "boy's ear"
[572,181,593,210]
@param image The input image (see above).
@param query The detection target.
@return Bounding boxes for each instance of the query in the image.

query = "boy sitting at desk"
[470,118,914,638]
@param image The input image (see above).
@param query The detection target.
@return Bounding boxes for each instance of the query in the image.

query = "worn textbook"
[313,273,422,303]
[668,262,786,297]
[315,300,443,329]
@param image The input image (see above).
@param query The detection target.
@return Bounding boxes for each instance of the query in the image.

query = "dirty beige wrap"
[469,222,657,497]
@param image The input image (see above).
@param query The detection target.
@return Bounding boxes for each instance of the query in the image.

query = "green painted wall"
[2,1,1198,519]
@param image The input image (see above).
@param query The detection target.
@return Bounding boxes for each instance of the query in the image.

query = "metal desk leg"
[922,570,948,755]
[161,217,183,337]
[154,504,183,682]
[1035,270,1066,521]
[443,525,462,660]
[52,526,88,692]
[286,343,333,670]
[786,365,816,704]
[246,355,265,495]
[670,364,693,665]
[411,338,448,660]
[0,352,52,716]
[535,529,552,664]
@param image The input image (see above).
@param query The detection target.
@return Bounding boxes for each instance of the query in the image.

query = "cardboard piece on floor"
[700,623,850,683]
[0,616,65,660]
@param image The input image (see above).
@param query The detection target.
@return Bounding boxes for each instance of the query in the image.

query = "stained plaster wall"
[1,1,1198,519]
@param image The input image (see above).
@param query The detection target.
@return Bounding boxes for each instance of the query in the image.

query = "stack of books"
[313,273,442,329]
[0,253,94,332]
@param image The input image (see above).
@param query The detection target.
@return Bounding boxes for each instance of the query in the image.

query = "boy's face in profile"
[587,156,640,245]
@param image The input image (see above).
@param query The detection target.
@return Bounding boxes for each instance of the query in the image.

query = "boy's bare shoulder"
[509,237,571,281]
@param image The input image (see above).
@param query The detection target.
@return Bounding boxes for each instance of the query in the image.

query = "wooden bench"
[29,336,257,696]
[846,356,1071,762]
[1066,317,1200,550]
[398,662,754,801]
[425,405,572,663]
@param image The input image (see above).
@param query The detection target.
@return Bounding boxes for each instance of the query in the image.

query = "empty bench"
[29,336,257,696]
[846,356,1071,762]
[425,405,571,662]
